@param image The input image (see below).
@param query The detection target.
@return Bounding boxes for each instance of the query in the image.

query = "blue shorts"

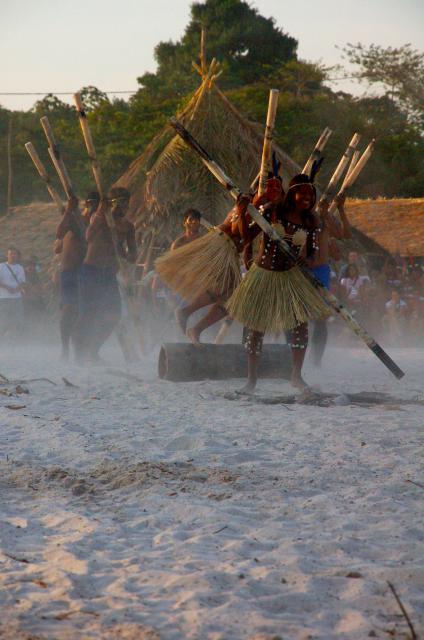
[311,264,331,290]
[60,268,80,307]
[78,264,121,318]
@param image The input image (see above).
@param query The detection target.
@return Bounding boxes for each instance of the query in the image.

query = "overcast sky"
[1,0,423,111]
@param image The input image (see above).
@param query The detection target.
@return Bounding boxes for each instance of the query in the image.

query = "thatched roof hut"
[115,63,301,253]
[115,64,392,269]
[345,198,424,258]
[0,203,57,272]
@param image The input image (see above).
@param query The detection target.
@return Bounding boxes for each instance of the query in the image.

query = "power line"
[0,90,137,96]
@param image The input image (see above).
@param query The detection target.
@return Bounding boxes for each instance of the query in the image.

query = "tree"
[33,93,72,115]
[137,0,297,95]
[270,60,331,98]
[342,43,424,125]
[79,86,109,112]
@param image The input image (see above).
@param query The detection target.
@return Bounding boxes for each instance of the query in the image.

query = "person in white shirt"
[0,246,26,337]
[340,264,370,305]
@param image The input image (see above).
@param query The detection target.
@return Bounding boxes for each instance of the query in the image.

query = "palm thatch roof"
[115,58,391,267]
[116,62,300,246]
[345,198,424,257]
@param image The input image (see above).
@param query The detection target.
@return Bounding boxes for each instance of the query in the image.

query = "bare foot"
[237,380,256,395]
[175,307,189,334]
[291,374,310,391]
[186,326,201,345]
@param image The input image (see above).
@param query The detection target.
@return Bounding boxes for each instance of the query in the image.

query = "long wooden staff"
[249,171,260,195]
[328,140,375,214]
[346,149,360,181]
[25,142,64,213]
[257,89,279,197]
[73,93,104,197]
[320,133,361,202]
[73,90,139,334]
[73,92,126,256]
[200,217,213,229]
[302,127,333,176]
[169,117,404,380]
[40,116,76,200]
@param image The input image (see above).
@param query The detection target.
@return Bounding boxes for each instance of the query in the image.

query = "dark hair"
[277,174,317,257]
[346,263,359,278]
[8,245,20,254]
[108,186,130,200]
[183,208,201,222]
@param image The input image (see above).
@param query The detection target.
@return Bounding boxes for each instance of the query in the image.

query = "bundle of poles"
[25,92,146,343]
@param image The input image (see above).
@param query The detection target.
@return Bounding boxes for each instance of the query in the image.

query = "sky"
[1,0,423,111]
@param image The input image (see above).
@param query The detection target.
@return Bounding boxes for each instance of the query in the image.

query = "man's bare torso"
[84,216,135,271]
[60,231,86,271]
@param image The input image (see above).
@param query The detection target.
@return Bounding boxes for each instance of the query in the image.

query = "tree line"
[1,0,423,213]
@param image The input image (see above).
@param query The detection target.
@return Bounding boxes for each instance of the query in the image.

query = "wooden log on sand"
[158,343,292,382]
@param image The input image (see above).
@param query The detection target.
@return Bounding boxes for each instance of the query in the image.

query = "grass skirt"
[155,229,241,301]
[226,263,330,333]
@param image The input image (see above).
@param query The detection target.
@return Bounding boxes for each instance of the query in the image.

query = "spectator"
[340,264,370,313]
[0,246,26,338]
[339,250,369,279]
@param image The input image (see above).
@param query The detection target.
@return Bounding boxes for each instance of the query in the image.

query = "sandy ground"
[0,342,423,640]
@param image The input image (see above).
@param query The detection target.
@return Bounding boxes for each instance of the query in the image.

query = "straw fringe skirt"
[226,263,330,334]
[155,229,241,301]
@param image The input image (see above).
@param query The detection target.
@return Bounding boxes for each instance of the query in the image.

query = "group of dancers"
[54,160,351,390]
[155,169,351,391]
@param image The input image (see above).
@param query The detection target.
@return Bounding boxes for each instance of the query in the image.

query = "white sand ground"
[0,343,423,640]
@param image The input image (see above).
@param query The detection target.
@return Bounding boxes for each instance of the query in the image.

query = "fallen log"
[158,343,291,382]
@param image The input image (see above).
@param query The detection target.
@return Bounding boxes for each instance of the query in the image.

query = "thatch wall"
[0,198,393,286]
[346,198,424,257]
[0,203,57,272]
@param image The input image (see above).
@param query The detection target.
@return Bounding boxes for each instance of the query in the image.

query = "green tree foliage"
[138,0,297,95]
[1,4,424,214]
[342,43,424,125]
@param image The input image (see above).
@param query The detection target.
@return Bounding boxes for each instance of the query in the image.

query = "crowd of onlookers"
[1,244,424,348]
[0,246,45,340]
[330,250,424,346]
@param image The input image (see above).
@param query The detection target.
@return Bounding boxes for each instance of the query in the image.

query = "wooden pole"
[302,127,333,176]
[258,89,279,197]
[328,139,375,214]
[200,27,207,74]
[249,171,260,195]
[73,91,136,298]
[25,142,64,213]
[73,93,104,197]
[346,149,360,182]
[320,133,361,202]
[6,118,13,215]
[190,59,217,120]
[40,116,76,199]
[169,118,404,380]
[200,216,213,229]
[47,147,70,197]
